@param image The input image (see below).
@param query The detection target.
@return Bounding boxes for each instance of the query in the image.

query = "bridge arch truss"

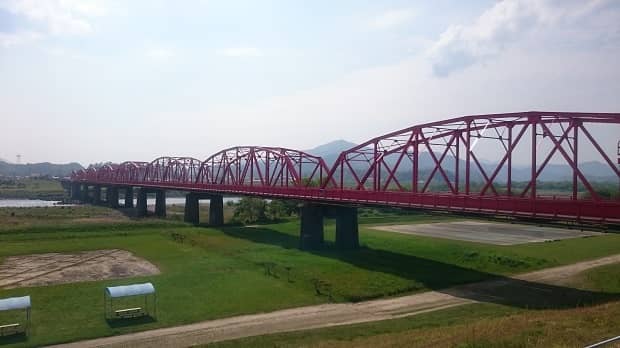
[70,111,620,223]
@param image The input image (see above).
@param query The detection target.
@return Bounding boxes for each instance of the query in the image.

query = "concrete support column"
[93,185,102,205]
[155,190,166,217]
[335,207,359,249]
[81,184,90,203]
[184,193,200,225]
[208,195,224,226]
[70,182,81,200]
[124,187,134,208]
[108,186,119,208]
[136,188,148,217]
[300,203,324,250]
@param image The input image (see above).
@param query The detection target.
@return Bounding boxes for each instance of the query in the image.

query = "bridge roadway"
[67,111,620,249]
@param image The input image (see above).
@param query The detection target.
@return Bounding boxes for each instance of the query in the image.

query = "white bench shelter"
[104,283,156,320]
[0,296,31,336]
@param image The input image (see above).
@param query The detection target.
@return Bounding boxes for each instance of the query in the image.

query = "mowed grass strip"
[206,301,620,348]
[0,206,618,347]
[206,262,620,348]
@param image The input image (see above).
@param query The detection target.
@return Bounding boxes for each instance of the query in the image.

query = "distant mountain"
[305,140,357,166]
[305,140,357,157]
[305,140,616,183]
[0,161,83,178]
[508,161,616,182]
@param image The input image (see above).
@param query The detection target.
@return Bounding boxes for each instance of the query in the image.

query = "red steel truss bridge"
[71,111,620,224]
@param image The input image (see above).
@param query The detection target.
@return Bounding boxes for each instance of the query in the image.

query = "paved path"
[372,221,601,245]
[50,254,620,348]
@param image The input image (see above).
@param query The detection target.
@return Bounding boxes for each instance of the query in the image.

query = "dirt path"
[50,254,620,348]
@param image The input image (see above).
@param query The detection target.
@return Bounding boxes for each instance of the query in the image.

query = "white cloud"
[370,8,415,29]
[0,0,107,46]
[146,47,176,62]
[0,30,40,47]
[197,44,619,157]
[217,47,263,57]
[427,0,620,76]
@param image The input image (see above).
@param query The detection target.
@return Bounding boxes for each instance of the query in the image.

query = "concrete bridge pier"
[155,190,166,217]
[124,187,134,208]
[136,188,148,217]
[300,203,324,250]
[107,186,119,208]
[335,206,359,249]
[81,184,90,203]
[299,204,359,250]
[183,193,224,226]
[70,182,81,200]
[209,195,224,226]
[93,185,102,205]
[184,193,200,224]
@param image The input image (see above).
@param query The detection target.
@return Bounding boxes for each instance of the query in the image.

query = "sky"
[0,0,619,166]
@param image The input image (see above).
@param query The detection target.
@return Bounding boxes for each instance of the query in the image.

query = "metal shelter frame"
[0,296,31,336]
[104,283,157,320]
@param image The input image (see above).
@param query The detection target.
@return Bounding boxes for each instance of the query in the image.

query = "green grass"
[0,178,65,200]
[0,206,619,347]
[569,262,620,293]
[206,260,620,348]
[205,303,519,348]
[206,300,620,348]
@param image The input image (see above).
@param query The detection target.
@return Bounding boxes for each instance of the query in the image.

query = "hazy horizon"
[1,0,619,166]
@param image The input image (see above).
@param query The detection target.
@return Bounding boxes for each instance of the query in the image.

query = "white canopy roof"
[0,296,31,311]
[105,283,155,298]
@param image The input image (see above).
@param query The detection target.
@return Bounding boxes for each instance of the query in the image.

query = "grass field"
[0,178,65,200]
[0,206,619,347]
[207,261,620,348]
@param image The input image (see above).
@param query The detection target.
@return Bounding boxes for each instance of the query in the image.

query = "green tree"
[232,197,267,224]
[266,199,299,220]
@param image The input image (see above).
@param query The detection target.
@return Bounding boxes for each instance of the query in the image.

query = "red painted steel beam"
[69,111,620,224]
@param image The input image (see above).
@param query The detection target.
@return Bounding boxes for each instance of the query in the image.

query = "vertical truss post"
[377,153,382,192]
[465,120,471,195]
[373,142,378,191]
[265,152,270,186]
[413,131,419,193]
[454,131,461,194]
[250,149,254,186]
[340,158,344,189]
[531,119,537,200]
[572,121,579,200]
[507,125,513,196]
[455,132,460,194]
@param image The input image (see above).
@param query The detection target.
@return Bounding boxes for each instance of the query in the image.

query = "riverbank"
[0,178,65,200]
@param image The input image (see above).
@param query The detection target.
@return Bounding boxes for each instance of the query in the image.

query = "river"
[0,197,240,208]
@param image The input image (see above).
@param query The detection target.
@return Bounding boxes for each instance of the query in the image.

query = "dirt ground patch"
[54,254,620,348]
[372,221,601,245]
[0,249,160,289]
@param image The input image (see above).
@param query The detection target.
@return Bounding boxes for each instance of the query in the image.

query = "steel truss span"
[71,111,620,223]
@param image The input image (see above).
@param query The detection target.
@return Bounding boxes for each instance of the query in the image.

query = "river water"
[0,199,70,208]
[0,197,240,208]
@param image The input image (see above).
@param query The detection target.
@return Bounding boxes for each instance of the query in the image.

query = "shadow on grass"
[0,332,27,345]
[106,316,157,328]
[217,225,620,309]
